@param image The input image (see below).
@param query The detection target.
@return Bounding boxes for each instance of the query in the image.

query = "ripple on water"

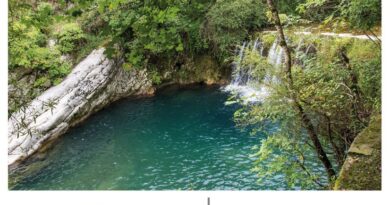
[9,86,322,190]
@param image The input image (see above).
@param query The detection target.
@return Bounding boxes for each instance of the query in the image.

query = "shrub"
[202,0,267,60]
[54,23,86,53]
[149,69,162,85]
[344,0,381,30]
[34,76,50,88]
[34,2,55,28]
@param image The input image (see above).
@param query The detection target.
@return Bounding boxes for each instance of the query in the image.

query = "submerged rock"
[8,48,153,168]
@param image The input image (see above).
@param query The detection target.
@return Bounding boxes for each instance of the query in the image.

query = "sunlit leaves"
[54,23,86,53]
[252,133,326,189]
[97,0,207,68]
[8,0,72,113]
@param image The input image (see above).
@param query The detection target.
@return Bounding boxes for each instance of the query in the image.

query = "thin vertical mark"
[207,197,210,205]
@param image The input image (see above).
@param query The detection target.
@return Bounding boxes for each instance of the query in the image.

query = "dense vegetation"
[233,0,381,189]
[9,0,381,190]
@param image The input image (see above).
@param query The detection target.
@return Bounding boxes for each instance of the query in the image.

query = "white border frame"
[1,1,388,204]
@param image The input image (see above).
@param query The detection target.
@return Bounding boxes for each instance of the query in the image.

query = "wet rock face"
[8,48,153,167]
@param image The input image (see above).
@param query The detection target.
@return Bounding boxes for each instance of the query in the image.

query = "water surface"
[10,85,270,190]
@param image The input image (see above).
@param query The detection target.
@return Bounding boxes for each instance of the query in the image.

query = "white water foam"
[223,84,269,104]
[223,38,284,104]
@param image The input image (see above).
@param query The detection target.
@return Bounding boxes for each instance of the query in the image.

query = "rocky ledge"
[8,48,153,168]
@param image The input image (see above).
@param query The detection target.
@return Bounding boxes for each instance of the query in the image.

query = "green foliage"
[252,133,326,189]
[308,36,381,113]
[8,1,71,77]
[296,0,344,24]
[94,0,211,68]
[128,6,184,65]
[344,0,381,31]
[8,0,72,113]
[54,23,86,53]
[149,69,163,85]
[203,0,267,59]
[7,0,382,189]
[240,49,270,82]
[276,0,306,15]
[233,64,328,189]
[234,33,381,188]
[74,34,108,63]
[34,2,55,28]
[80,5,107,34]
[297,0,381,31]
[347,39,381,101]
[34,76,50,88]
[9,23,45,68]
[294,63,356,123]
[265,11,285,25]
[293,35,381,127]
[258,33,276,49]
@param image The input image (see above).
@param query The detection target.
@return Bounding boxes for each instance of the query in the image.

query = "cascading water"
[231,42,247,85]
[223,37,284,104]
[268,39,285,66]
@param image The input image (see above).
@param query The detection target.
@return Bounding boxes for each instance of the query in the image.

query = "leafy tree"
[343,0,381,31]
[297,0,381,38]
[296,0,343,22]
[202,0,267,59]
[234,0,380,189]
[95,0,211,68]
[252,133,328,189]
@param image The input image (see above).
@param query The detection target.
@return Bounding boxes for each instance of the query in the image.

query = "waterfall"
[223,37,287,104]
[267,40,279,65]
[222,40,264,104]
[222,31,373,104]
[268,39,285,66]
[264,39,285,85]
[231,42,247,85]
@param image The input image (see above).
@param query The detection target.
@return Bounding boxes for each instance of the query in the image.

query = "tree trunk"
[266,0,336,182]
[325,115,345,167]
[363,31,381,48]
[339,50,368,124]
[368,29,381,44]
[339,50,361,101]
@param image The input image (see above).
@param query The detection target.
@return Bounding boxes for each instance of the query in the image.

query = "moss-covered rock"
[334,115,381,190]
[158,55,230,86]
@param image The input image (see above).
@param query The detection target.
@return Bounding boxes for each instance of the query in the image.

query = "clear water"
[10,85,271,190]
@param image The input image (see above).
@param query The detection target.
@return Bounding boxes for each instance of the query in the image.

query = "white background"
[0,1,388,205]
